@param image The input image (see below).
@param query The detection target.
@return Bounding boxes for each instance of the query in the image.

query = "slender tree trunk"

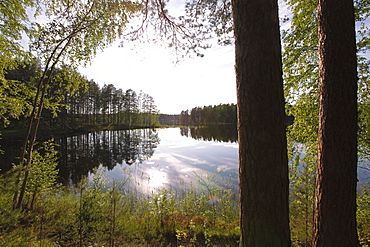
[231,0,291,246]
[15,85,47,209]
[313,0,359,246]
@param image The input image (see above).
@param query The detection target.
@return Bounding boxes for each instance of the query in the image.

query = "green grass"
[0,168,240,246]
[1,168,369,246]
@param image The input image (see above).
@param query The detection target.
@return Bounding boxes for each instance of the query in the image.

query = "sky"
[34,0,369,115]
[79,41,236,115]
[78,0,292,115]
[78,0,239,115]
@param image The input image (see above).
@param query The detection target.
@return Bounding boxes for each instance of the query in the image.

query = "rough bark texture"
[231,0,291,246]
[313,0,359,246]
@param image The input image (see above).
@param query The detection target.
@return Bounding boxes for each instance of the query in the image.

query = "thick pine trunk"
[231,0,291,246]
[313,0,359,246]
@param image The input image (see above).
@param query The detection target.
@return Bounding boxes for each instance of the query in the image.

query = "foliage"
[358,56,370,162]
[26,139,59,209]
[358,184,370,246]
[8,60,90,120]
[183,0,233,46]
[282,0,319,147]
[33,0,140,67]
[0,0,37,128]
[283,1,370,243]
[283,0,370,157]
[0,79,33,127]
[2,139,59,210]
[10,0,141,208]
[45,65,89,117]
[1,167,241,246]
[288,144,316,246]
[0,59,39,127]
[1,163,370,246]
[0,0,34,76]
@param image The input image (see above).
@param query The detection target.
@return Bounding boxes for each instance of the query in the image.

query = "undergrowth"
[0,167,240,246]
[1,166,369,246]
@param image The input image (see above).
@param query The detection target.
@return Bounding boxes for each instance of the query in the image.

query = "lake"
[1,125,369,194]
[52,127,238,194]
[79,127,240,194]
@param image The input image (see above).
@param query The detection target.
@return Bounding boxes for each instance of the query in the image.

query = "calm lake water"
[52,126,239,194]
[0,126,238,194]
[1,125,369,194]
[90,127,240,194]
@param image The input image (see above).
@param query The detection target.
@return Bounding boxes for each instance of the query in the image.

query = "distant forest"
[3,60,239,132]
[178,105,294,127]
[179,104,237,126]
[52,83,160,130]
[3,60,160,132]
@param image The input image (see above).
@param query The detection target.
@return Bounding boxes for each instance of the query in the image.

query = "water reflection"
[180,125,238,143]
[0,127,239,194]
[2,126,369,195]
[108,128,239,194]
[56,129,160,185]
[0,137,23,172]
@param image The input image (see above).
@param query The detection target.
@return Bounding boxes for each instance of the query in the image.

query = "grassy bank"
[1,159,369,246]
[0,168,240,246]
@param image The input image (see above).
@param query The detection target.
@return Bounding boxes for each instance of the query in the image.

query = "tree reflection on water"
[180,125,237,143]
[0,126,239,193]
[56,128,160,185]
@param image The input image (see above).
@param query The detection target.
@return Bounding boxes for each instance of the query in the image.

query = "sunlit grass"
[0,168,240,246]
[1,167,369,246]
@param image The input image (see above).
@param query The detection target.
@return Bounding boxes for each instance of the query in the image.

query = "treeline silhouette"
[51,82,160,131]
[179,103,294,127]
[180,104,237,126]
[42,82,160,131]
[4,60,160,132]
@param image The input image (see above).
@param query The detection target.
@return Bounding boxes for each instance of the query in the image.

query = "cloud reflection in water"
[108,128,239,195]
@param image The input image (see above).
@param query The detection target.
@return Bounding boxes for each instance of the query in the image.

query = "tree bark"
[313,0,359,246]
[231,0,291,246]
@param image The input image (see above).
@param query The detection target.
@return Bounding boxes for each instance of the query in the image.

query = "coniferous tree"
[123,89,139,128]
[231,0,291,245]
[313,0,359,245]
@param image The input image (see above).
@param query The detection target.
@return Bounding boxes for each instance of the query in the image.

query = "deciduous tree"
[0,0,35,126]
[13,0,140,209]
